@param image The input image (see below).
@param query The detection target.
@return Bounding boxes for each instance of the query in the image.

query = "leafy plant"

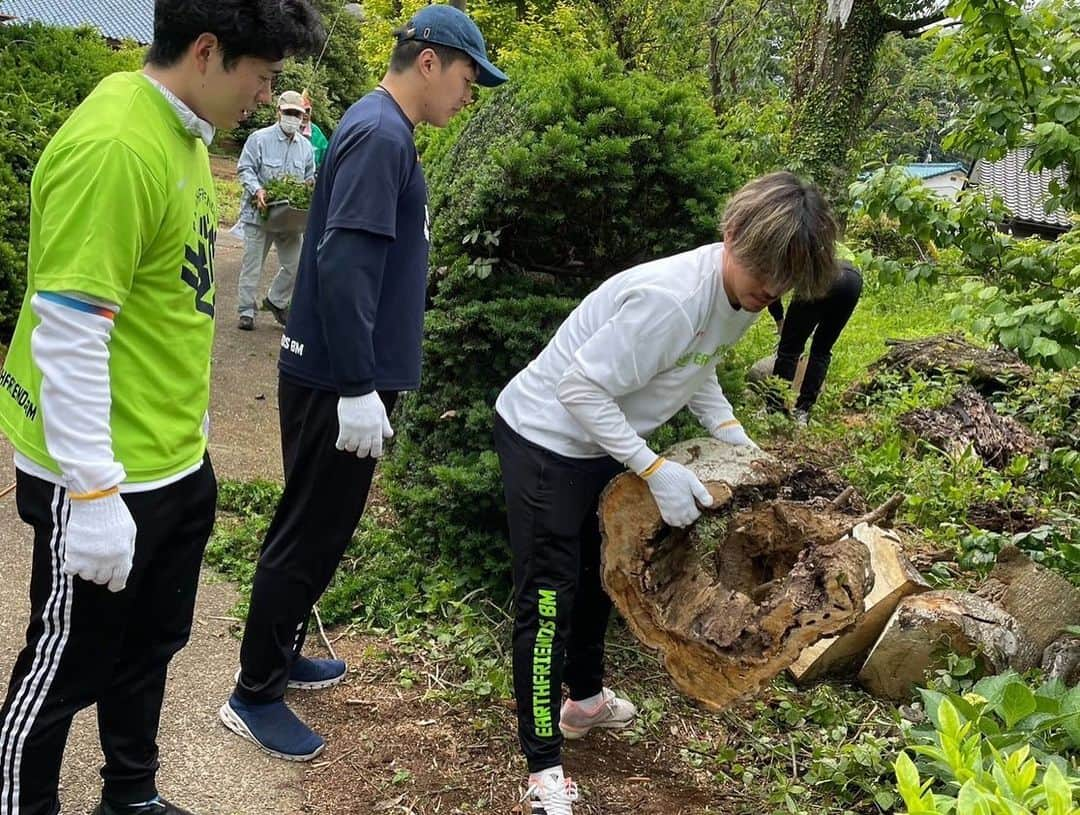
[895,674,1080,814]
[262,176,313,212]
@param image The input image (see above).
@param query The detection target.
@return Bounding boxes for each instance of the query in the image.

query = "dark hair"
[147,0,325,69]
[388,27,473,74]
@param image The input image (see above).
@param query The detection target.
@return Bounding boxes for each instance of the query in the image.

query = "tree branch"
[882,10,945,33]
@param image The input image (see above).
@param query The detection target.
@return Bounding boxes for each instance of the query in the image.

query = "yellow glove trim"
[69,486,120,501]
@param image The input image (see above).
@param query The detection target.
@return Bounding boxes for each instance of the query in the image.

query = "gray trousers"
[237,222,303,318]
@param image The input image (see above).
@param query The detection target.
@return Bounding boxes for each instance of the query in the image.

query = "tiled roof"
[0,0,152,44]
[970,147,1072,229]
[901,162,968,180]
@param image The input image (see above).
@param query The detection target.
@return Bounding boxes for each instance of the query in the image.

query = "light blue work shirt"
[237,123,315,225]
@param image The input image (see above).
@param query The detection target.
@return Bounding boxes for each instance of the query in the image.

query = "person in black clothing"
[768,260,862,423]
[217,4,507,763]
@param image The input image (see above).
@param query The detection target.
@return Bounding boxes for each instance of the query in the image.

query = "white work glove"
[712,421,758,449]
[335,392,394,458]
[642,458,714,527]
[63,492,137,592]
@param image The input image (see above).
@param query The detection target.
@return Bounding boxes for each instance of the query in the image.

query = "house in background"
[0,0,152,45]
[969,147,1073,239]
[900,162,969,200]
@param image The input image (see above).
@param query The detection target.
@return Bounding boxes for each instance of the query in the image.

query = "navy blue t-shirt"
[279,89,429,394]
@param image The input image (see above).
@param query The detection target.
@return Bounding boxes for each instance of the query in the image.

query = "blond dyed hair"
[721,172,839,300]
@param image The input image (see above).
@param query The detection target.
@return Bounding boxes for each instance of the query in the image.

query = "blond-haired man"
[493,171,839,815]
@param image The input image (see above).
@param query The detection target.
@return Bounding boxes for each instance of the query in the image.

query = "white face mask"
[280,114,302,135]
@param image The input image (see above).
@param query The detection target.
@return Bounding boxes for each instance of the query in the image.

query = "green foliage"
[852,165,1080,369]
[858,34,969,165]
[383,263,582,586]
[852,0,1079,374]
[0,24,142,340]
[679,678,905,813]
[936,0,1080,213]
[424,48,737,278]
[895,675,1080,814]
[262,176,313,211]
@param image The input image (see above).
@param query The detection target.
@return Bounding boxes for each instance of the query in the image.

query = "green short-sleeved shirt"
[0,72,217,483]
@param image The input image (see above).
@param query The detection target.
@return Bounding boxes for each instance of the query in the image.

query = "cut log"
[897,388,1042,468]
[789,524,930,684]
[599,438,873,711]
[1042,636,1080,686]
[849,334,1033,398]
[858,590,1039,700]
[748,354,808,391]
[976,545,1080,662]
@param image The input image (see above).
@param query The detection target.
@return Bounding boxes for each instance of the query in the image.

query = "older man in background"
[236,89,315,330]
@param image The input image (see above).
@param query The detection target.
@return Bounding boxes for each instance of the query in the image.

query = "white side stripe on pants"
[0,488,74,815]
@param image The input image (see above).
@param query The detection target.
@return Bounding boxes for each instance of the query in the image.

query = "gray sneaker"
[559,687,636,739]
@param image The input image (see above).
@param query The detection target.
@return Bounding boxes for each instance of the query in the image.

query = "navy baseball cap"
[400,4,508,87]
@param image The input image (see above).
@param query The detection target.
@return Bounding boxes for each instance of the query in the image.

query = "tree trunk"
[787,0,888,202]
[450,0,466,10]
[977,545,1080,657]
[859,590,1038,700]
[599,439,875,710]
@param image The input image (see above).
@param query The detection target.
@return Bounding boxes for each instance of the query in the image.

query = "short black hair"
[147,0,325,69]
[388,27,474,74]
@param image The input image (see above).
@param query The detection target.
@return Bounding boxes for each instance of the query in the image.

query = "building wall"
[923,173,967,200]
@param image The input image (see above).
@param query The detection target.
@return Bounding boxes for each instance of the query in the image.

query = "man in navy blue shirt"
[219,4,506,761]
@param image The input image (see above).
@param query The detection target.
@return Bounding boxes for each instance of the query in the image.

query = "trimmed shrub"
[424,49,737,279]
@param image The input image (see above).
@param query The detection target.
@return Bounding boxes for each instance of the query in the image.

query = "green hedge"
[0,24,143,340]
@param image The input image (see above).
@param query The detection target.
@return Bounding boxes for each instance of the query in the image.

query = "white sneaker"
[522,768,579,815]
[559,687,637,739]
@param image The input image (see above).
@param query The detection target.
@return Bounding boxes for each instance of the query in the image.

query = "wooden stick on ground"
[0,482,15,500]
[831,486,856,509]
[830,493,906,543]
[312,606,338,661]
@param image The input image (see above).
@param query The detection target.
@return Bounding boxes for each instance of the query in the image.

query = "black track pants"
[493,414,624,773]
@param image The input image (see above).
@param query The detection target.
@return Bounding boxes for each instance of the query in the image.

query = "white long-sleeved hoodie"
[495,242,758,473]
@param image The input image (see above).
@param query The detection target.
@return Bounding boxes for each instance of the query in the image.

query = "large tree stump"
[858,590,1038,700]
[789,524,930,684]
[849,335,1032,399]
[897,388,1041,467]
[599,439,873,710]
[976,545,1080,662]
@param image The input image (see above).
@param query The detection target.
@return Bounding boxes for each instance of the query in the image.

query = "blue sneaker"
[234,656,347,691]
[288,656,347,690]
[218,694,325,761]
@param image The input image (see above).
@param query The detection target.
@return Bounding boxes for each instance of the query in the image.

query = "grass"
[214,176,244,226]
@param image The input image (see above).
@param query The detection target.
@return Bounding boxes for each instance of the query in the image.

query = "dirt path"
[0,230,312,814]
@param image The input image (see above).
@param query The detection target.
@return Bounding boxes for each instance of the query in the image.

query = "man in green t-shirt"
[0,3,323,814]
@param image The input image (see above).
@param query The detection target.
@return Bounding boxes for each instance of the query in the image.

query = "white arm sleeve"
[30,292,126,493]
[555,289,696,473]
[688,371,737,432]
